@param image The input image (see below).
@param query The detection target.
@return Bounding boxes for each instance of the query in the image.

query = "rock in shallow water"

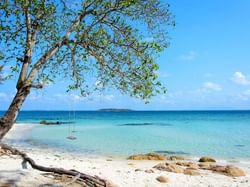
[199,156,216,163]
[169,155,185,161]
[127,153,166,160]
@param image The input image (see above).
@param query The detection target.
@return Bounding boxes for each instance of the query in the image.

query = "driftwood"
[0,143,112,187]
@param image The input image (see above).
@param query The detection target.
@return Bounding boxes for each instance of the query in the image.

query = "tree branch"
[30,83,43,89]
[26,8,93,84]
[0,143,113,187]
[17,3,34,89]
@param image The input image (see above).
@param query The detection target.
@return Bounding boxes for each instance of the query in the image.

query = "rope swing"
[66,92,77,140]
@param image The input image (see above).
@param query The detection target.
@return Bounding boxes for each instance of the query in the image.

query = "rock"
[153,163,166,170]
[40,120,61,125]
[210,165,245,177]
[198,162,213,170]
[176,162,199,169]
[145,169,154,173]
[199,157,216,163]
[225,166,245,177]
[184,168,200,176]
[210,165,227,173]
[154,163,184,173]
[156,176,169,183]
[127,153,166,160]
[169,155,185,161]
[135,169,142,172]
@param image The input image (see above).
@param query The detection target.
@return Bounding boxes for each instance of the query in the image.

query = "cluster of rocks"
[153,156,245,177]
[128,153,246,183]
[153,162,200,176]
[127,153,166,160]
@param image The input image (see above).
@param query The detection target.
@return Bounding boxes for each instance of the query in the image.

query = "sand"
[1,125,250,187]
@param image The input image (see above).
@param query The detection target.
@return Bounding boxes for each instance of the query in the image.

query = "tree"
[0,0,174,139]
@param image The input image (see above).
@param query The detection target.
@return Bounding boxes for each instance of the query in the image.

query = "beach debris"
[153,163,184,173]
[169,155,185,161]
[127,153,166,160]
[184,168,200,176]
[210,165,246,177]
[156,176,169,183]
[199,157,216,163]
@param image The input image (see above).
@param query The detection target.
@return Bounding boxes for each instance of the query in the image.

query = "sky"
[1,0,250,110]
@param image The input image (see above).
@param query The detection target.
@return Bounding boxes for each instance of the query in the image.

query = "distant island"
[98,108,133,112]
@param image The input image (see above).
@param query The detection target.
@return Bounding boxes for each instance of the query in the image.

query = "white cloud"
[179,51,197,61]
[197,82,222,93]
[231,71,250,85]
[53,93,115,103]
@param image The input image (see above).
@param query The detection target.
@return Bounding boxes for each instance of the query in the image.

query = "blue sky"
[1,0,250,110]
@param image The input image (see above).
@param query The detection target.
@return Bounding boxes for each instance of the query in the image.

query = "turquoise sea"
[1,110,250,159]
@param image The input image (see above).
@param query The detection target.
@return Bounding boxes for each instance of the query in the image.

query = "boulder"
[176,162,199,169]
[224,166,245,177]
[199,156,216,163]
[198,162,214,170]
[154,163,184,173]
[127,153,166,160]
[169,155,185,161]
[184,168,200,176]
[156,176,169,183]
[210,165,245,177]
[210,165,227,173]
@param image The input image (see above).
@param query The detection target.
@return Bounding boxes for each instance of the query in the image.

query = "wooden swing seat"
[66,135,77,140]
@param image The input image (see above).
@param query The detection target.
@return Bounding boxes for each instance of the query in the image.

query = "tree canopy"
[0,0,175,101]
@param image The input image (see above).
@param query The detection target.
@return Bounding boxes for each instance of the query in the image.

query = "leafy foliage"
[0,0,175,101]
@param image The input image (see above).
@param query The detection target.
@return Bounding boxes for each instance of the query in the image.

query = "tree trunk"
[0,86,30,140]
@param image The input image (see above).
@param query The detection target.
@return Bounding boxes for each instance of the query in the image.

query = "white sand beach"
[1,125,250,187]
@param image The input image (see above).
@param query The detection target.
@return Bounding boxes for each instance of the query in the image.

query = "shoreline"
[1,143,250,187]
[1,124,250,186]
[4,123,250,163]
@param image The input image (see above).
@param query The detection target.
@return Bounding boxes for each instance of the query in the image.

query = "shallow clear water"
[1,110,250,159]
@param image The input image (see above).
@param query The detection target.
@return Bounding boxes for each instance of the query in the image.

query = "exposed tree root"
[0,143,114,187]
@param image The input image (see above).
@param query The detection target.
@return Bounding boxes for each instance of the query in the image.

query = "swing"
[66,94,77,140]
